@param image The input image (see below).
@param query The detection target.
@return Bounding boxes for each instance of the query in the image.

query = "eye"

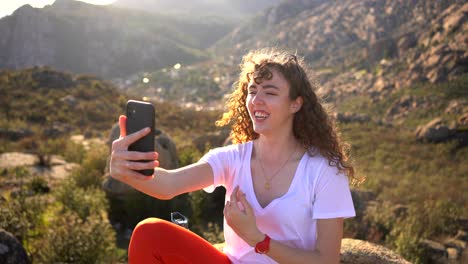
[248,90,257,94]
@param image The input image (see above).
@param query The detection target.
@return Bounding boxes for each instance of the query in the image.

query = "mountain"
[0,0,235,78]
[112,0,282,20]
[213,0,468,100]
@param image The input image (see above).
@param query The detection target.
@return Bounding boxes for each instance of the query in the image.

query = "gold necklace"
[257,142,297,190]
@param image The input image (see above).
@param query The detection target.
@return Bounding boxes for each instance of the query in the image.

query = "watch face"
[257,246,268,254]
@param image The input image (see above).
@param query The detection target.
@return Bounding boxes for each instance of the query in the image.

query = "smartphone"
[126,100,155,176]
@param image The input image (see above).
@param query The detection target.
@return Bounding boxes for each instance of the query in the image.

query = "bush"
[178,145,202,167]
[54,178,109,221]
[35,211,120,263]
[0,167,47,243]
[389,199,462,263]
[70,142,108,189]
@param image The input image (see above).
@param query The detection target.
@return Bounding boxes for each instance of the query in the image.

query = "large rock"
[419,239,447,264]
[0,152,38,168]
[0,228,29,264]
[102,122,179,197]
[415,118,453,142]
[335,112,371,124]
[192,130,230,152]
[341,238,410,264]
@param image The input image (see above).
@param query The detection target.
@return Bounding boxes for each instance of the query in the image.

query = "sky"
[0,0,116,18]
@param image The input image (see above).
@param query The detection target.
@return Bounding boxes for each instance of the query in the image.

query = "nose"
[251,92,264,105]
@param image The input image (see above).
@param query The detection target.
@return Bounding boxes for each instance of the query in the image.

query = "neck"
[254,133,299,163]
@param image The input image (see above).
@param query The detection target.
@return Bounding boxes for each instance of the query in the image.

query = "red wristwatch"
[254,234,271,254]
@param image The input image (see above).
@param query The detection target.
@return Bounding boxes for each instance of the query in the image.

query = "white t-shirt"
[201,141,355,264]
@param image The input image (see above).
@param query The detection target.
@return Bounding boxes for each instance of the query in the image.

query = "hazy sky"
[0,0,116,18]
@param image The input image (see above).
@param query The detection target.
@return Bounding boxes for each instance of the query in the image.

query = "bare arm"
[264,218,343,264]
[109,115,214,199]
[226,187,343,264]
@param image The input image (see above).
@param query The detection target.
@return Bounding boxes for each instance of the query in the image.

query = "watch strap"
[254,234,271,254]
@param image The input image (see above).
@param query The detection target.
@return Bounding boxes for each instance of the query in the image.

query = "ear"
[290,96,303,114]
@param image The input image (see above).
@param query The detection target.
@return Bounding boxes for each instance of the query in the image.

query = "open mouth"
[254,110,270,120]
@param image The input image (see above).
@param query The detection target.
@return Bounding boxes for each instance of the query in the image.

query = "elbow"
[157,192,175,200]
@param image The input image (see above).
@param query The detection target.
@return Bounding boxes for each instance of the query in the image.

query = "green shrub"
[28,176,50,194]
[35,211,120,264]
[63,140,86,164]
[54,178,108,221]
[70,142,108,189]
[0,167,48,257]
[389,199,461,263]
[178,145,202,167]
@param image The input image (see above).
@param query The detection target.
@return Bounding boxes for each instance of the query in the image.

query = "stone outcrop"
[0,152,78,181]
[102,122,179,197]
[420,231,468,263]
[415,118,453,142]
[384,95,433,122]
[341,238,410,264]
[215,0,467,102]
[192,129,230,152]
[0,228,29,264]
[335,112,371,124]
[415,116,468,148]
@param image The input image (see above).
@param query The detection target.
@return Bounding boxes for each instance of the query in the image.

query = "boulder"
[415,118,453,142]
[192,130,230,152]
[397,32,417,55]
[102,122,179,197]
[0,129,32,141]
[335,112,371,124]
[0,152,38,169]
[443,9,466,32]
[0,228,29,264]
[384,95,429,122]
[419,239,447,264]
[341,238,410,264]
[444,100,466,114]
[458,113,468,128]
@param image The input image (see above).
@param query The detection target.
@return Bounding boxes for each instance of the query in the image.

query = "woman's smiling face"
[246,68,302,137]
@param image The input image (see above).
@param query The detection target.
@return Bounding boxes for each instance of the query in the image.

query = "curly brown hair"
[216,48,355,180]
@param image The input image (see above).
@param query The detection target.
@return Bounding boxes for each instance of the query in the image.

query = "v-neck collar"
[246,141,307,212]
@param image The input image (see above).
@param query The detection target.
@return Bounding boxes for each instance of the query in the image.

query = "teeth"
[254,111,269,119]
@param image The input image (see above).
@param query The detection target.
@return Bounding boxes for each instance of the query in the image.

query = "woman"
[110,48,356,263]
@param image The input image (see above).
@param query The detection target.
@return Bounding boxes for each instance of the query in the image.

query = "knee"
[132,218,172,238]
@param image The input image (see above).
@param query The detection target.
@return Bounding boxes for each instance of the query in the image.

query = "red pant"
[128,218,231,264]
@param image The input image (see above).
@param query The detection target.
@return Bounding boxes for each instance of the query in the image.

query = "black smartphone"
[126,100,155,176]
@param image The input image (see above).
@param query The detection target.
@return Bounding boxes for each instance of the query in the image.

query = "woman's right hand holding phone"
[110,115,159,183]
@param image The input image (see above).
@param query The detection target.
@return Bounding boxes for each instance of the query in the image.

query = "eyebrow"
[247,83,279,90]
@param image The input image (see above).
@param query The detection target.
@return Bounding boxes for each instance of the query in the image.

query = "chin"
[252,126,268,135]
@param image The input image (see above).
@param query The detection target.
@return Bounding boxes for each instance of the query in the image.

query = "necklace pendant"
[265,182,271,190]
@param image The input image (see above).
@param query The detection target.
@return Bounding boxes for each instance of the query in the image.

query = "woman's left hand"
[224,186,264,247]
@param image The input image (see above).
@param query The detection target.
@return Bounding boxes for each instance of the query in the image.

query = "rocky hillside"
[0,0,235,78]
[213,0,467,100]
[0,66,126,139]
